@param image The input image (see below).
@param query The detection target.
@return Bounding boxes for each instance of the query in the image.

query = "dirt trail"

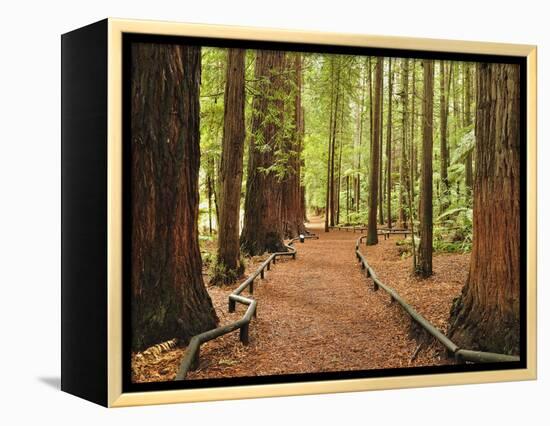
[132,217,463,383]
[185,217,456,379]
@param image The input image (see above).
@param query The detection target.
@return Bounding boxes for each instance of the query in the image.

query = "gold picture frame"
[61,17,537,407]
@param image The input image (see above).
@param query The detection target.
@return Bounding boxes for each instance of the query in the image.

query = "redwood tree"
[213,48,246,284]
[131,43,218,351]
[448,63,520,354]
[439,60,451,208]
[366,57,383,245]
[240,50,287,255]
[416,59,434,277]
[282,54,306,238]
[398,58,409,228]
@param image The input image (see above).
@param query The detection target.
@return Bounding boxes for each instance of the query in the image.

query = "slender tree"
[448,63,520,354]
[324,59,336,232]
[378,59,385,225]
[439,60,451,210]
[416,59,434,277]
[398,58,409,228]
[212,48,246,284]
[367,57,383,245]
[386,58,394,229]
[464,63,474,196]
[240,50,287,255]
[131,43,218,350]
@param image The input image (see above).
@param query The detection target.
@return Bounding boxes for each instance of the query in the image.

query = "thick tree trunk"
[130,43,218,351]
[448,63,520,355]
[398,58,409,228]
[240,50,287,255]
[416,59,434,277]
[282,54,306,238]
[213,48,246,284]
[367,57,383,245]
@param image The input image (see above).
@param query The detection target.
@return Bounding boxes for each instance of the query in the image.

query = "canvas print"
[127,39,522,385]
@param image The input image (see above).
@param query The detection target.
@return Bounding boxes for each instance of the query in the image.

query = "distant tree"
[448,63,520,354]
[416,59,434,277]
[131,43,218,350]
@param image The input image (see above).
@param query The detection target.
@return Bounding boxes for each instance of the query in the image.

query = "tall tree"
[398,58,409,228]
[240,50,287,255]
[378,60,385,225]
[131,43,218,350]
[324,58,336,232]
[366,57,383,245]
[386,58,394,229]
[416,59,434,277]
[212,48,246,284]
[329,60,341,227]
[282,54,306,237]
[439,60,451,209]
[464,63,474,195]
[448,63,520,354]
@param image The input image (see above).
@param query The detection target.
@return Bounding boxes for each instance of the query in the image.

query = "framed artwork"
[61,18,537,407]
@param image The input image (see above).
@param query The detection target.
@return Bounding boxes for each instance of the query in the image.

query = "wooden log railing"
[330,225,413,240]
[175,232,319,380]
[354,234,520,364]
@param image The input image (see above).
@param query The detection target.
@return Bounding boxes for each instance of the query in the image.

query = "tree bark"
[240,50,287,255]
[448,63,520,355]
[464,63,474,195]
[416,59,434,277]
[378,61,385,226]
[367,57,383,245]
[282,54,306,238]
[386,58,394,229]
[324,59,336,232]
[212,48,246,284]
[439,60,451,210]
[398,58,409,228]
[130,43,218,351]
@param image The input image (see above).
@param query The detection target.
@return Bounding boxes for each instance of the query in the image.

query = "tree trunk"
[282,54,306,238]
[330,61,341,227]
[398,58,409,228]
[448,63,520,355]
[213,48,246,284]
[240,50,287,255]
[130,43,218,351]
[378,61,385,226]
[324,59,336,232]
[386,58,394,229]
[367,57,383,245]
[464,63,474,195]
[416,59,434,277]
[439,60,451,211]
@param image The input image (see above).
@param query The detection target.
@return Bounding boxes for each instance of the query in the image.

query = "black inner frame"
[122,32,528,394]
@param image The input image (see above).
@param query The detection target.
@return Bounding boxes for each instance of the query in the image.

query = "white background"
[0,0,547,423]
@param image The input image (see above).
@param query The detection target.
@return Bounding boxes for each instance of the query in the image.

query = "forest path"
[184,217,451,380]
